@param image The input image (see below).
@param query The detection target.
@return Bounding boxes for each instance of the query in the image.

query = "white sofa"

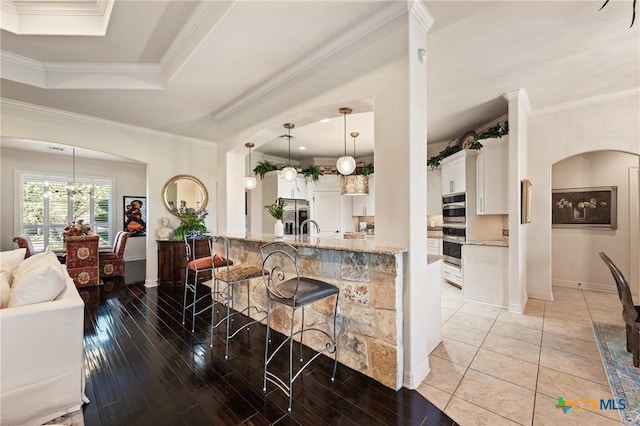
[0,273,88,425]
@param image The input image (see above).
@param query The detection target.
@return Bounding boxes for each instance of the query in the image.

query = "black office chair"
[259,241,339,412]
[599,252,640,367]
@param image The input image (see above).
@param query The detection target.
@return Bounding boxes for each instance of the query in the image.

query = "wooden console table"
[65,235,100,288]
[157,239,211,287]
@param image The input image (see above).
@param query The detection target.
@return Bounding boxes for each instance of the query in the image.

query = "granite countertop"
[427,255,443,264]
[463,240,509,247]
[219,233,407,254]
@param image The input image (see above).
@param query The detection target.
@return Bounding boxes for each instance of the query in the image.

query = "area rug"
[43,409,84,426]
[593,322,640,426]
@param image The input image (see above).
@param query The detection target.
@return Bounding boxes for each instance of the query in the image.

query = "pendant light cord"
[288,127,291,166]
[343,112,347,156]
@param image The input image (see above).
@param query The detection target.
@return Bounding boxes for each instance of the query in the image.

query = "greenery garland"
[427,121,509,170]
[252,160,323,181]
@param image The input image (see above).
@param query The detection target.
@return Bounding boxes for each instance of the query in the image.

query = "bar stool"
[181,235,232,332]
[259,241,339,412]
[210,236,266,359]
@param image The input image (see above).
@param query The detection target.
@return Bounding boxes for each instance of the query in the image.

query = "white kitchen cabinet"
[442,262,463,287]
[476,137,508,215]
[441,153,466,196]
[427,169,442,215]
[263,171,307,200]
[427,238,442,256]
[462,244,508,307]
[352,176,375,216]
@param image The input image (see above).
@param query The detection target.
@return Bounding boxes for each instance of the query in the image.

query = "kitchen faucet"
[299,219,320,235]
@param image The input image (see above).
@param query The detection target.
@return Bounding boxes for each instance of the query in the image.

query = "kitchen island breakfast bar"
[213,234,410,390]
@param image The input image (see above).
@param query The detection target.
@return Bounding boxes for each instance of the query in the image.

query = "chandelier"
[46,148,93,199]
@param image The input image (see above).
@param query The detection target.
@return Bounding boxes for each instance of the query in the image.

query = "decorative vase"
[274,219,284,238]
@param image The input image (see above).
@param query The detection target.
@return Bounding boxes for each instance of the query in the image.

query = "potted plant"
[173,200,208,239]
[361,163,374,176]
[264,199,286,237]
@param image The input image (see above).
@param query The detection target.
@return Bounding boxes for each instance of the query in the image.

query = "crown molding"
[160,0,238,83]
[503,88,531,115]
[1,50,163,89]
[1,98,214,146]
[213,1,408,121]
[1,0,113,35]
[531,87,640,116]
[409,0,434,32]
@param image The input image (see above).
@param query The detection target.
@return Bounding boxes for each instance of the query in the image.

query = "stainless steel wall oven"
[442,194,466,224]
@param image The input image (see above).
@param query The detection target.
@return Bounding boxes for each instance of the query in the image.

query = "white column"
[504,89,531,313]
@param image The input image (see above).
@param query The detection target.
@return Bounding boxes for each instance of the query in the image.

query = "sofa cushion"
[0,272,10,308]
[0,248,27,286]
[9,251,67,308]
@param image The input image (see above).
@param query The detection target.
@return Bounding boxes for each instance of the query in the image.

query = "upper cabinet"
[263,171,307,200]
[476,137,508,215]
[352,176,375,216]
[441,151,467,196]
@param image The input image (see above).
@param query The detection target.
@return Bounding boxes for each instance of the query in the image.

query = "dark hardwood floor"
[81,262,457,425]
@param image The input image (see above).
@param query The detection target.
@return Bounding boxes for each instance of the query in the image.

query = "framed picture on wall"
[123,196,147,237]
[521,179,532,224]
[551,186,617,229]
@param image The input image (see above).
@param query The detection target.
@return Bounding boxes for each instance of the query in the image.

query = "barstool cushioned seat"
[215,264,264,283]
[270,277,339,308]
[188,255,232,271]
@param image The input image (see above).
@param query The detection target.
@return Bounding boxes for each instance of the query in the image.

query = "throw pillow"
[0,248,27,286]
[9,251,67,308]
[0,272,10,308]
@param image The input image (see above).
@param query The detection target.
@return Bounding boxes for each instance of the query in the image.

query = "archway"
[550,150,639,297]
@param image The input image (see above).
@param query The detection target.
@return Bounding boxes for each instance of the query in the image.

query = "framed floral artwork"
[123,196,147,237]
[552,186,617,229]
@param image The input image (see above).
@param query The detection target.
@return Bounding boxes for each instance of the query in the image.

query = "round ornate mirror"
[162,174,209,216]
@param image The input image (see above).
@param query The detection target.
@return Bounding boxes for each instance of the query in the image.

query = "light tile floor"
[419,283,626,426]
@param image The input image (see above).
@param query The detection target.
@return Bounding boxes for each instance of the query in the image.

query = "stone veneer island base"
[213,234,407,390]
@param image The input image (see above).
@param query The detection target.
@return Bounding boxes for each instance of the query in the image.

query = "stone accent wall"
[213,239,404,389]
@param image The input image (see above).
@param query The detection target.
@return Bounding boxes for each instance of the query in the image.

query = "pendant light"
[341,132,369,196]
[336,107,356,175]
[281,123,297,182]
[67,148,92,199]
[244,142,257,190]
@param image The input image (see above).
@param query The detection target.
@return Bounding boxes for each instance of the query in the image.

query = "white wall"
[527,92,640,300]
[552,150,638,291]
[0,99,218,287]
[1,147,147,260]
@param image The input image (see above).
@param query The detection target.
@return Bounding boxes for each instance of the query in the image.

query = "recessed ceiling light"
[298,146,307,150]
[320,118,330,123]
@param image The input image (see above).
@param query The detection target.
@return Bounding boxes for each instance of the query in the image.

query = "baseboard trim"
[144,279,157,288]
[553,279,616,293]
[125,256,146,262]
[528,290,554,300]
[508,302,524,314]
[403,357,430,390]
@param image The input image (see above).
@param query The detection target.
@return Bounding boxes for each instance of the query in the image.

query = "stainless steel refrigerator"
[280,198,310,236]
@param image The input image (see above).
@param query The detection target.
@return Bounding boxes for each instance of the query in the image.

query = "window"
[19,173,113,251]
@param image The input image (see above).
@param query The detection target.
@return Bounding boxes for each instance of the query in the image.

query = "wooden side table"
[65,235,100,288]
[157,239,211,287]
